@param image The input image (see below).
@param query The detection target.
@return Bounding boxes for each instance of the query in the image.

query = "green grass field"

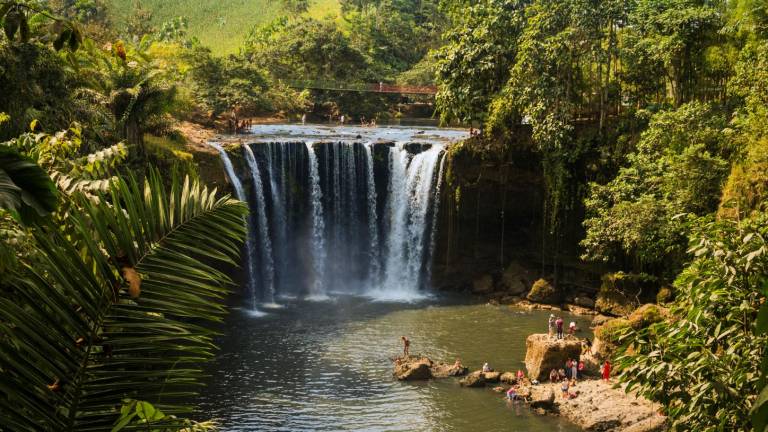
[104,0,341,54]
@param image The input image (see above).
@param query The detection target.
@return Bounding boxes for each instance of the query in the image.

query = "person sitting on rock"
[401,336,410,358]
[482,362,492,373]
[549,369,559,383]
[453,358,463,369]
[555,317,564,338]
[568,321,577,335]
[558,368,567,381]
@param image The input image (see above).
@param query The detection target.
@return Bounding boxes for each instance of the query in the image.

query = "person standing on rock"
[601,360,612,381]
[548,314,556,337]
[555,316,564,339]
[571,360,578,382]
[561,379,570,399]
[401,336,410,358]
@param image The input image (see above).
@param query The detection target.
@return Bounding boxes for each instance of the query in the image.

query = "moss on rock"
[526,278,559,304]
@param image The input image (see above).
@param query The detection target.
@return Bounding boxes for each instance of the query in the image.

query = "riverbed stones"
[459,371,486,387]
[393,356,468,380]
[524,334,583,381]
[500,372,517,384]
[528,386,556,410]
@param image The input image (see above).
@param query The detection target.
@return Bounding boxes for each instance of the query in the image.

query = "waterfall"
[210,142,261,311]
[305,142,327,298]
[243,145,276,305]
[215,139,446,304]
[265,143,288,296]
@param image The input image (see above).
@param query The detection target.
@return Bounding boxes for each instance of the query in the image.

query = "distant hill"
[104,0,341,54]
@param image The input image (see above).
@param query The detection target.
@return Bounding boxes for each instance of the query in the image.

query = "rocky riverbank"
[525,380,666,432]
[392,333,667,432]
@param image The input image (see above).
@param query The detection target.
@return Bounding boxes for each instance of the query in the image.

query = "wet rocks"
[528,386,556,410]
[459,371,486,387]
[500,372,517,384]
[483,371,501,382]
[524,334,583,381]
[393,356,433,380]
[501,261,530,295]
[393,356,468,380]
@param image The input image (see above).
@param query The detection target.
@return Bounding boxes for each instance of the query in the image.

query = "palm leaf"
[0,146,58,224]
[0,168,247,431]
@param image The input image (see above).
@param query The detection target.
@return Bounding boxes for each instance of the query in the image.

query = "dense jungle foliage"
[433,0,768,430]
[0,0,767,430]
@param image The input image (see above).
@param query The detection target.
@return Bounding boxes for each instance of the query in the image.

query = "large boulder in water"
[500,372,517,384]
[459,371,486,387]
[526,278,559,304]
[483,371,501,382]
[393,356,469,380]
[393,356,433,380]
[524,334,582,381]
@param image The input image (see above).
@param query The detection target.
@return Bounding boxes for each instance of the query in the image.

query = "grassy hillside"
[104,0,341,54]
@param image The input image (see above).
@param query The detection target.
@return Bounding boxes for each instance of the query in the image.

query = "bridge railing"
[284,79,437,95]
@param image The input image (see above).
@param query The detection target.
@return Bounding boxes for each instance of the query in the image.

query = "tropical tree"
[0,169,247,431]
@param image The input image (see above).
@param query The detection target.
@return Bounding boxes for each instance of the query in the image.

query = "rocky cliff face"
[430,127,606,300]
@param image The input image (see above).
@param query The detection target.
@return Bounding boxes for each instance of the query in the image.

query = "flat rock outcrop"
[459,371,486,387]
[533,379,667,432]
[393,356,468,380]
[524,334,583,381]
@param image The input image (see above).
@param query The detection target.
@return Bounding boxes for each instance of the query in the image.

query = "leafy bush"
[618,213,768,431]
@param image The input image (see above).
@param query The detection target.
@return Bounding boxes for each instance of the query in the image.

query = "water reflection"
[198,295,588,431]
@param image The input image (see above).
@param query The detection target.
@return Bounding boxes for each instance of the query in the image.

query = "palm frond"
[0,168,248,431]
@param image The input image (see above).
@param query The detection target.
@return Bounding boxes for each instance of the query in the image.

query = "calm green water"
[197,295,591,431]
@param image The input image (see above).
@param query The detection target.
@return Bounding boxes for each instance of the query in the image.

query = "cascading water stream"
[215,137,449,305]
[305,142,327,299]
[243,145,276,305]
[210,142,262,313]
[364,142,380,286]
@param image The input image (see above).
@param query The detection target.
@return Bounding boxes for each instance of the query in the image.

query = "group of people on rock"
[548,314,579,339]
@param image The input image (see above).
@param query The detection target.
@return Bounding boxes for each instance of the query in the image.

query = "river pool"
[197,295,590,431]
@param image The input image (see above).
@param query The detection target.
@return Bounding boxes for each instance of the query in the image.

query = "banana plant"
[0,169,248,431]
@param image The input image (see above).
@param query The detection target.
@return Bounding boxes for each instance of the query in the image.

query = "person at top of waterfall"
[340,115,346,125]
[555,317,564,339]
[569,321,577,335]
[548,314,556,337]
[301,113,307,125]
[482,362,492,373]
[401,336,410,358]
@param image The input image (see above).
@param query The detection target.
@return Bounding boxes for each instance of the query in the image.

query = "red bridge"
[286,79,437,95]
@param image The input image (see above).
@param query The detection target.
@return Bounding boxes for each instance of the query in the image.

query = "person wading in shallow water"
[401,336,410,357]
